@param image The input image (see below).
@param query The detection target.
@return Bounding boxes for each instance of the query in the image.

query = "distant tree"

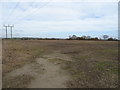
[108,37,118,41]
[90,37,99,40]
[82,36,87,39]
[76,37,84,40]
[108,37,114,41]
[71,35,77,40]
[94,37,99,40]
[86,36,91,39]
[103,35,109,40]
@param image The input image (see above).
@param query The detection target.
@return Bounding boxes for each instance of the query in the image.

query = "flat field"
[2,40,118,88]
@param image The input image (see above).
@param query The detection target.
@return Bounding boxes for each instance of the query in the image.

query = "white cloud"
[16,15,117,33]
[1,0,119,2]
[1,1,118,38]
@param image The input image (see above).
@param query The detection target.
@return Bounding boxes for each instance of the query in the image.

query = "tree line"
[2,35,118,41]
[68,35,118,41]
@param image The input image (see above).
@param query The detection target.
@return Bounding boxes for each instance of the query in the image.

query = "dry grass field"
[2,40,118,88]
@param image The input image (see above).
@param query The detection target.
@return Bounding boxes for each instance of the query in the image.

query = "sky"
[0,0,119,39]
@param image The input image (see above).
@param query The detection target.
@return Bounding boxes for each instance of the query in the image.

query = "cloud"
[1,0,119,2]
[1,1,118,38]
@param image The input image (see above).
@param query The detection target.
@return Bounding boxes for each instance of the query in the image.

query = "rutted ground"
[3,40,118,88]
[28,51,71,88]
[3,51,71,88]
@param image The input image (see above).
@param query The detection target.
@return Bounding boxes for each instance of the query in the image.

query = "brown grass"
[2,40,118,88]
[2,40,45,75]
[3,74,34,88]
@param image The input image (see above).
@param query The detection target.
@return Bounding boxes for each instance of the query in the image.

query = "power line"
[10,0,51,25]
[6,0,36,24]
[15,1,50,24]
[10,1,37,24]
[5,0,20,24]
[2,0,51,38]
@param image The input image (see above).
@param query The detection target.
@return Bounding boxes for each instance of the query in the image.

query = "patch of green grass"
[61,61,72,70]
[100,49,118,56]
[95,61,118,74]
[32,48,44,57]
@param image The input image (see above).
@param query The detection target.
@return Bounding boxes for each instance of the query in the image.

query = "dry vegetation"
[2,40,118,88]
[2,40,45,75]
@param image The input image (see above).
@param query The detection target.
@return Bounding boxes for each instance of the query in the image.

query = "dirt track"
[28,51,71,88]
[4,51,71,88]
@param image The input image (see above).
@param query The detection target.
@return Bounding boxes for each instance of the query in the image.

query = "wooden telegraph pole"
[3,24,14,39]
[3,24,8,39]
[8,25,14,39]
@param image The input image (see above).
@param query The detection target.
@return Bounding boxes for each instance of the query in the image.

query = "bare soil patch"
[28,55,69,88]
[2,40,118,88]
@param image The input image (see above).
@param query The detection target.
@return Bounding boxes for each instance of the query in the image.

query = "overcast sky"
[0,0,119,38]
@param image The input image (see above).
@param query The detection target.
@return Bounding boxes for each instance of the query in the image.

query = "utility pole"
[8,25,14,39]
[3,24,8,39]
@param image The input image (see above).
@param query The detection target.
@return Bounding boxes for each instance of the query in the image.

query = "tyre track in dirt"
[3,51,71,88]
[27,51,71,88]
